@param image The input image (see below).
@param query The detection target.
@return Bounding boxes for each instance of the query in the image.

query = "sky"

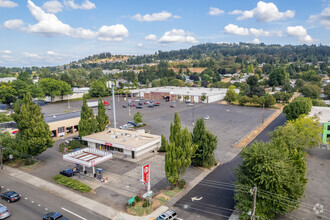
[0,0,329,67]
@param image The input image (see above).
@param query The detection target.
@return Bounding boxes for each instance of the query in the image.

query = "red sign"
[105,143,112,147]
[143,164,150,183]
[104,101,109,106]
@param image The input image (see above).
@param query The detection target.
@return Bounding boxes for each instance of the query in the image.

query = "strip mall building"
[129,86,238,103]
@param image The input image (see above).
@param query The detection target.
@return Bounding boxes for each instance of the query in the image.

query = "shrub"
[312,99,326,106]
[238,95,250,106]
[53,175,91,193]
[59,140,85,153]
[135,195,142,202]
[142,199,151,207]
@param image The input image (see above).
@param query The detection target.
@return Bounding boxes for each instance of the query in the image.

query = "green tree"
[264,94,276,107]
[234,141,304,220]
[269,68,288,86]
[0,113,12,123]
[133,112,143,124]
[224,86,238,103]
[12,92,54,156]
[39,78,72,99]
[192,118,217,168]
[89,80,108,98]
[96,97,109,132]
[0,83,16,104]
[283,97,312,120]
[200,94,206,102]
[238,95,250,106]
[246,75,258,87]
[166,112,196,185]
[89,68,105,80]
[158,135,168,152]
[78,96,97,138]
[300,84,321,99]
[324,83,330,99]
[295,79,305,90]
[246,64,254,73]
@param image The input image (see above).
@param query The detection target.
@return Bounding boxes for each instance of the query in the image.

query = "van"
[156,210,177,220]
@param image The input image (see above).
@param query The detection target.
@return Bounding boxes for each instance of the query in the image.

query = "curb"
[1,165,167,220]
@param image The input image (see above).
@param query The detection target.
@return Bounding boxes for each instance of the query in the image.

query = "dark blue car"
[43,212,68,220]
[59,169,74,177]
[1,191,21,203]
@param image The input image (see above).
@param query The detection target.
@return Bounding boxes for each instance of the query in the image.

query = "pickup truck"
[87,101,109,108]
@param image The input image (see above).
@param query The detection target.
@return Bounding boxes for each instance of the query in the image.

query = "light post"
[0,145,3,170]
[107,81,117,129]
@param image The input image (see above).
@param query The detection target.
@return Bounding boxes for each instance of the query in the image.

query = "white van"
[156,210,177,220]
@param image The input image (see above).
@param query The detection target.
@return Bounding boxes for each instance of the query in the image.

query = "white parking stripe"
[61,207,87,220]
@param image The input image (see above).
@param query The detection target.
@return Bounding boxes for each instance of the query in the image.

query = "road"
[174,113,287,220]
[0,173,108,220]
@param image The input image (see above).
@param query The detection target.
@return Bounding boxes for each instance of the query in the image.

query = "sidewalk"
[1,165,167,220]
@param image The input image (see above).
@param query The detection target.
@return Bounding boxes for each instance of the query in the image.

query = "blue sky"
[0,0,329,67]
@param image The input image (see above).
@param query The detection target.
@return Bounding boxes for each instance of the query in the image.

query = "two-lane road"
[0,173,108,220]
[174,113,287,219]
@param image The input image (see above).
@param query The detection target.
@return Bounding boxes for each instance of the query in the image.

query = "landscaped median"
[53,175,91,193]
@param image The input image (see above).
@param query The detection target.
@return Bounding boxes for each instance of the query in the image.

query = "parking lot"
[41,96,275,163]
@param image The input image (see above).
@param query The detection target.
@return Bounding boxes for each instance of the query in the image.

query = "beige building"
[82,128,161,161]
[45,111,80,137]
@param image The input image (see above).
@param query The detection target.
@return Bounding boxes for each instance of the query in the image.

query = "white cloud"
[132,11,176,22]
[224,24,278,37]
[173,15,181,19]
[209,7,224,16]
[4,0,128,42]
[22,52,40,58]
[286,26,315,44]
[97,24,129,41]
[224,24,249,36]
[145,34,157,41]
[64,0,95,10]
[3,50,12,54]
[42,0,63,14]
[0,0,18,7]
[137,43,143,47]
[308,7,330,30]
[3,19,24,29]
[229,1,295,22]
[46,50,57,55]
[159,29,198,44]
[252,38,261,44]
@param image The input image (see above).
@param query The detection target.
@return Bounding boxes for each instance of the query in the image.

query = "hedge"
[53,175,91,193]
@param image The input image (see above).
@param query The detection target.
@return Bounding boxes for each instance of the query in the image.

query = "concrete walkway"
[1,165,167,220]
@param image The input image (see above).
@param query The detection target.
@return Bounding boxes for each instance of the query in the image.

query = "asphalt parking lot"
[41,96,275,163]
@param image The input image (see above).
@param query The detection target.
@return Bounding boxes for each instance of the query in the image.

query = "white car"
[204,115,210,120]
[0,204,10,219]
[119,124,134,129]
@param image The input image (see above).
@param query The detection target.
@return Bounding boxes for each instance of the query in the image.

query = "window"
[58,127,64,133]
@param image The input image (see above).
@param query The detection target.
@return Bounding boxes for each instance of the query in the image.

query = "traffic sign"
[128,197,135,205]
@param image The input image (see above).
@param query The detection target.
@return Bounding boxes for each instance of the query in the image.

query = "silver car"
[0,204,10,219]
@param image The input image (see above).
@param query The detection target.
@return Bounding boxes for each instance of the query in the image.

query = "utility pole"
[109,81,117,129]
[0,144,3,170]
[251,186,257,220]
[262,104,264,124]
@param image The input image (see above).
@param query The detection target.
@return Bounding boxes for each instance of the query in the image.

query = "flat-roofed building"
[45,111,81,137]
[82,128,161,161]
[309,106,330,144]
[130,86,239,103]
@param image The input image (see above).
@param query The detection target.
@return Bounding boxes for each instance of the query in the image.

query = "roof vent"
[110,135,117,139]
[123,138,126,142]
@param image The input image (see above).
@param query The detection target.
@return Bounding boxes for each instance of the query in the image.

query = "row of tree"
[164,112,218,187]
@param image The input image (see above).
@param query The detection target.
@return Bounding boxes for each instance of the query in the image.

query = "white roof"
[309,106,330,123]
[0,77,16,83]
[63,148,112,167]
[130,86,232,97]
[72,87,90,93]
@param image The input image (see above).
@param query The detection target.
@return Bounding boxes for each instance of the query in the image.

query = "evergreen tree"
[192,118,217,168]
[133,112,143,124]
[158,135,168,152]
[12,92,54,156]
[96,97,109,132]
[165,112,196,186]
[78,96,97,138]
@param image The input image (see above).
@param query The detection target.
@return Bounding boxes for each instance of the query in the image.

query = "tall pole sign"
[142,164,152,198]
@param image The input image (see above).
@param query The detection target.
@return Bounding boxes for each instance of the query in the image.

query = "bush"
[59,140,85,153]
[142,199,151,207]
[22,158,35,166]
[312,99,326,106]
[135,195,142,202]
[53,175,91,193]
[238,95,250,106]
[176,179,186,189]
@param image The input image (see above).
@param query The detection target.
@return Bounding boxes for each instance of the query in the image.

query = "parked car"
[0,204,10,219]
[107,106,111,110]
[129,103,136,107]
[119,124,134,129]
[122,105,127,108]
[1,191,21,203]
[144,101,150,105]
[187,103,194,106]
[138,102,143,106]
[155,209,177,220]
[170,105,175,108]
[43,212,68,220]
[148,104,154,107]
[154,102,160,106]
[165,99,170,102]
[204,115,210,120]
[136,105,143,109]
[127,121,138,127]
[59,169,74,177]
[72,136,81,141]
